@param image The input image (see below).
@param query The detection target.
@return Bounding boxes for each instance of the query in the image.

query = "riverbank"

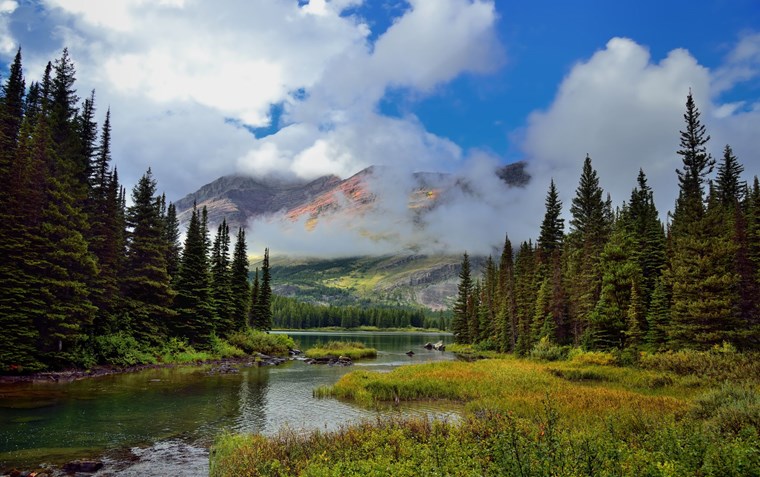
[1,331,453,476]
[0,331,297,384]
[212,347,760,476]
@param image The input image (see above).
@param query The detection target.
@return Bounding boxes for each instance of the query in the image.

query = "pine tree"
[164,202,182,282]
[248,268,260,329]
[667,190,740,349]
[715,144,745,208]
[514,241,537,355]
[0,47,25,202]
[480,255,498,343]
[251,248,273,331]
[210,219,234,336]
[122,169,176,343]
[671,90,713,235]
[77,90,97,186]
[469,279,482,343]
[625,277,645,351]
[645,277,669,352]
[27,52,99,367]
[538,179,564,257]
[497,235,517,352]
[744,177,760,346]
[625,169,666,307]
[230,228,251,332]
[588,221,640,350]
[667,93,741,349]
[566,155,609,344]
[175,204,215,344]
[86,109,122,334]
[452,252,473,344]
[569,155,609,242]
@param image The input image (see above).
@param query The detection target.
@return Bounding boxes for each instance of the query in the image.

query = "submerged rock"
[253,353,287,366]
[304,356,353,366]
[62,460,103,473]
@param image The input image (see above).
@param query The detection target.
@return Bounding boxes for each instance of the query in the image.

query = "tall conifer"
[230,228,251,332]
[452,252,473,343]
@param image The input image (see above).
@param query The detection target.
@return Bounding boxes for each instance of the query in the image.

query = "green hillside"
[263,254,481,310]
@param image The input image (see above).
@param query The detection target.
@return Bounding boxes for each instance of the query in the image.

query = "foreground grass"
[304,341,378,360]
[212,349,760,476]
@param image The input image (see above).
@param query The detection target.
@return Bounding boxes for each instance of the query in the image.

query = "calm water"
[0,331,453,475]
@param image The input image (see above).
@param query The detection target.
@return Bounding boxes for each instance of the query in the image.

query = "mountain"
[174,162,529,231]
[174,162,528,309]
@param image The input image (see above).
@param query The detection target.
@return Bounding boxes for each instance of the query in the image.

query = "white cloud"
[520,37,712,223]
[518,35,760,234]
[713,32,760,93]
[7,0,499,201]
[0,0,17,54]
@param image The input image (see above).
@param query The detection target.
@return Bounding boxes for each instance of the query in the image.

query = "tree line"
[272,295,449,330]
[0,48,273,373]
[452,91,759,356]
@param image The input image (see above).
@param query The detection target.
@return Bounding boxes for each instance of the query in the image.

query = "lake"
[0,331,454,475]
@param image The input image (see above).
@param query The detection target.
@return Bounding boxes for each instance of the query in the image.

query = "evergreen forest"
[451,91,760,357]
[0,49,276,373]
[272,295,448,330]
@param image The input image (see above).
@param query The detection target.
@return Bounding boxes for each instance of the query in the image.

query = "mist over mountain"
[172,161,528,309]
[174,161,529,256]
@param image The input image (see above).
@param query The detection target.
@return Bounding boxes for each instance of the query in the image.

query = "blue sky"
[1,0,759,253]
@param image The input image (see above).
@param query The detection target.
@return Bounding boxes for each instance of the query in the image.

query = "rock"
[423,342,433,350]
[62,460,103,473]
[406,350,415,357]
[288,349,303,356]
[305,356,353,366]
[433,341,445,351]
[206,363,239,375]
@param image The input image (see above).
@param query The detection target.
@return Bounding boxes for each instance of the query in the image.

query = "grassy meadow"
[211,346,759,476]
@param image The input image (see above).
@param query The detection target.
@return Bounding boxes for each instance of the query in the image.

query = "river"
[0,331,454,476]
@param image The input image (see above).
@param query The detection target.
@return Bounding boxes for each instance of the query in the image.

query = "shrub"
[529,337,569,361]
[639,346,760,383]
[690,384,760,435]
[158,337,212,364]
[227,329,295,356]
[209,333,246,359]
[567,347,618,366]
[93,332,157,367]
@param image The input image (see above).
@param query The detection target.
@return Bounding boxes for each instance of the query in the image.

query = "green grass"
[212,349,760,476]
[212,390,759,477]
[304,341,377,360]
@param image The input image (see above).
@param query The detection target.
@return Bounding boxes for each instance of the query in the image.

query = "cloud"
[5,0,499,202]
[0,0,17,54]
[519,36,758,228]
[251,33,760,258]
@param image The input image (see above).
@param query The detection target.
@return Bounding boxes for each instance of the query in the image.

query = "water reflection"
[235,367,269,432]
[0,332,453,471]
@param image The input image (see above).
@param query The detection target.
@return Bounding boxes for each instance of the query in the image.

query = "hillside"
[257,254,484,310]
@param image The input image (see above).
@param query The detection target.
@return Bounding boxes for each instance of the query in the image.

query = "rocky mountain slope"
[174,162,528,309]
[174,162,529,231]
